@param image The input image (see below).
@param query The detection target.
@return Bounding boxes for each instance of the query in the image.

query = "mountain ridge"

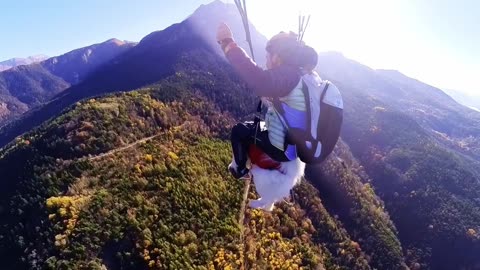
[41,38,136,85]
[0,38,135,127]
[0,55,49,72]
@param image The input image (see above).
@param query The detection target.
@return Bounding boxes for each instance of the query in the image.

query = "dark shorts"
[231,121,290,163]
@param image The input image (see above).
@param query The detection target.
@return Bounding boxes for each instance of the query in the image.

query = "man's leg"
[252,130,291,163]
[229,122,253,179]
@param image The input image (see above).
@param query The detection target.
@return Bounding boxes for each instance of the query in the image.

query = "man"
[216,23,319,179]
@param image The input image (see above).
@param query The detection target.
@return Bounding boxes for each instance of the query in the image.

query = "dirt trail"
[89,134,160,161]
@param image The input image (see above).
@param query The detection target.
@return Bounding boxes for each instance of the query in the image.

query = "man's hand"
[216,22,233,44]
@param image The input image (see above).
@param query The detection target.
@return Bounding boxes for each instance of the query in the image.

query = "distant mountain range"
[0,39,135,126]
[0,6,267,128]
[41,38,136,85]
[0,1,479,269]
[442,88,480,111]
[0,55,49,71]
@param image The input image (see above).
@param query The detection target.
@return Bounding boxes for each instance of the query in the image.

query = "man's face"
[266,52,273,69]
[266,52,280,69]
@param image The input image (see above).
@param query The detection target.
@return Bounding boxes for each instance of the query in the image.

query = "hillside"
[0,63,70,106]
[0,67,406,269]
[0,39,134,126]
[317,53,480,160]
[317,54,480,269]
[0,64,69,124]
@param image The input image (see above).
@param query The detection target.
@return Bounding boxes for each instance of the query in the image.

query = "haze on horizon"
[1,0,478,96]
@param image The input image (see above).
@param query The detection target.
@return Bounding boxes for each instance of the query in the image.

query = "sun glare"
[230,0,473,92]
[242,0,406,65]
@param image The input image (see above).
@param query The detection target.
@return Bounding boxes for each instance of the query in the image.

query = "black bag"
[273,74,343,164]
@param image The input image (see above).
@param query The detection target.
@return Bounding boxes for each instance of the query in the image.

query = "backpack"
[272,73,343,164]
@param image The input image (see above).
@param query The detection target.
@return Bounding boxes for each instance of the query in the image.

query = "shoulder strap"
[300,79,312,139]
[320,81,330,102]
[272,99,290,135]
[256,100,263,112]
[272,78,313,135]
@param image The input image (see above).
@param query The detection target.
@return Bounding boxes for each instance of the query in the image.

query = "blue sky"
[0,0,210,59]
[1,0,478,95]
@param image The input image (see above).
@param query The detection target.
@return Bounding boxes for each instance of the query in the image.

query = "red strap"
[248,145,281,170]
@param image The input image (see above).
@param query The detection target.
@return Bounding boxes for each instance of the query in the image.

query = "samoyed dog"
[248,158,305,211]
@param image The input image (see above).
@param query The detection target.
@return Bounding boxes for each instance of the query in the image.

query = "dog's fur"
[229,156,305,211]
[249,158,305,211]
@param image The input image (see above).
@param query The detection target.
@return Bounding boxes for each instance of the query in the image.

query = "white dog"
[248,158,305,211]
[227,155,305,212]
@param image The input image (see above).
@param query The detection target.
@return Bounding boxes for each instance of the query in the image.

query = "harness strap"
[300,79,313,141]
[320,81,330,103]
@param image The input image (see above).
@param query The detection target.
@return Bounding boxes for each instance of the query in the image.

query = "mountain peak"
[192,0,228,14]
[0,55,49,71]
[105,38,125,46]
[188,0,242,27]
[185,0,268,66]
[104,38,137,46]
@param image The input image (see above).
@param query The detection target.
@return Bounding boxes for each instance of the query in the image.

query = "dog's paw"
[262,202,275,212]
[249,199,264,209]
[249,198,276,212]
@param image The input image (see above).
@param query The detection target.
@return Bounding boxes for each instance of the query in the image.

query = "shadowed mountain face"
[316,52,480,269]
[0,39,134,126]
[41,38,135,85]
[0,1,479,269]
[0,64,70,125]
[0,64,70,106]
[317,52,480,160]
